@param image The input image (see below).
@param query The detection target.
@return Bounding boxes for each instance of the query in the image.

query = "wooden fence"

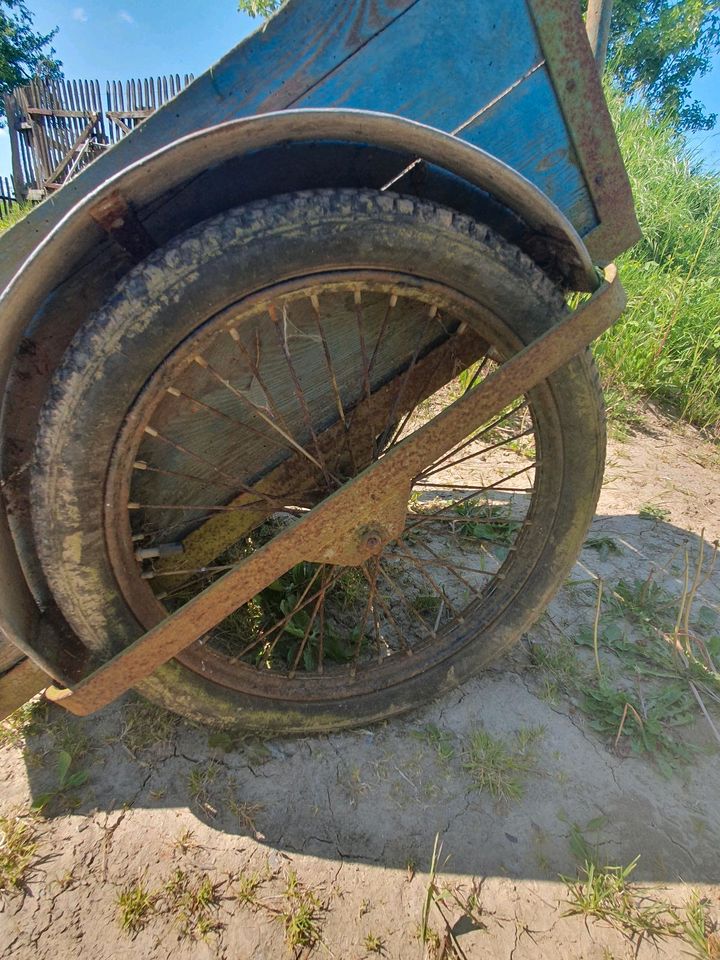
[4,73,193,199]
[0,176,19,218]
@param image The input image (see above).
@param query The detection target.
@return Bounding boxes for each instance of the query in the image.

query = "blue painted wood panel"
[461,67,597,235]
[297,0,597,234]
[297,0,541,131]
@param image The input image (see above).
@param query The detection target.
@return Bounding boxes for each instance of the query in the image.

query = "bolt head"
[361,530,384,554]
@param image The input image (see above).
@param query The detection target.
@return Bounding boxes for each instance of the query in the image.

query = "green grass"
[594,92,720,437]
[117,881,156,934]
[461,725,544,801]
[562,856,720,957]
[0,202,32,235]
[0,815,37,893]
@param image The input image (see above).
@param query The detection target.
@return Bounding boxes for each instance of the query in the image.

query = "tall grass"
[595,94,720,436]
[0,202,31,236]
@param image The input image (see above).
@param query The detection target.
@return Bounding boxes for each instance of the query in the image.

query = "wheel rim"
[105,271,545,701]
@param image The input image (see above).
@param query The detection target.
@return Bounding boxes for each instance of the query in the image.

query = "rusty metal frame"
[528,0,640,264]
[45,264,625,716]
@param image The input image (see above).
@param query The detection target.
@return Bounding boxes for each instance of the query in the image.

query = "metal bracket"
[45,265,626,717]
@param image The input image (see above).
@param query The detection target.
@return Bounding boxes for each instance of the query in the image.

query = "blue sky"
[2,1,719,173]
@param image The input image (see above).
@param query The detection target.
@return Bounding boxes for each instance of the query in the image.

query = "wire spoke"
[193,352,326,473]
[417,427,535,481]
[309,292,360,475]
[164,383,292,456]
[375,303,440,455]
[269,301,340,490]
[406,463,537,532]
[140,426,280,505]
[392,542,463,619]
[418,400,529,477]
[359,563,412,656]
[376,561,439,640]
[409,539,495,592]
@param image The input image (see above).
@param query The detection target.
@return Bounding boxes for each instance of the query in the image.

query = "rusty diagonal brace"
[46,265,625,715]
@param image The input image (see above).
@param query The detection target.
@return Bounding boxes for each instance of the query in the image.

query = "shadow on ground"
[7,516,720,886]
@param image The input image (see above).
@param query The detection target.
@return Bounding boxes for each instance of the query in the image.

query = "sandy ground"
[1,405,719,960]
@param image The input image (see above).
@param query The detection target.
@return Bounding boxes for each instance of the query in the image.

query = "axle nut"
[361,529,384,555]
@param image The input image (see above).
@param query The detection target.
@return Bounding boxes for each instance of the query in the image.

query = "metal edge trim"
[527,0,641,264]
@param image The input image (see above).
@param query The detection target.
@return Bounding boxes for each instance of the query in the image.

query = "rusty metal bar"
[45,265,625,716]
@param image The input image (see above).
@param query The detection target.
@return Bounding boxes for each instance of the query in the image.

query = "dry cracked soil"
[1,406,719,959]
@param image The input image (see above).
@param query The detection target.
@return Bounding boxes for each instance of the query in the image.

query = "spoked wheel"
[32,189,605,733]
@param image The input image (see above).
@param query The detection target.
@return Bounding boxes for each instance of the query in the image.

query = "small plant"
[162,868,221,940]
[638,504,671,522]
[236,868,265,907]
[0,698,48,750]
[173,828,198,855]
[118,697,179,753]
[462,726,542,802]
[227,796,265,837]
[412,724,455,764]
[363,932,385,954]
[0,815,37,893]
[683,890,720,959]
[579,680,694,775]
[451,499,520,546]
[117,880,156,935]
[562,858,720,955]
[187,762,221,815]
[32,749,89,813]
[418,835,487,957]
[527,638,580,691]
[584,535,622,560]
[605,576,677,633]
[274,870,326,951]
[412,594,442,616]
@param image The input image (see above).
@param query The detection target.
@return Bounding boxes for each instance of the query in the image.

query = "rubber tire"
[32,188,605,734]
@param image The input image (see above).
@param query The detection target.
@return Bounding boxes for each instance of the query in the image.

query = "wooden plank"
[295,0,595,232]
[0,658,49,721]
[298,0,541,129]
[460,66,597,236]
[4,93,27,198]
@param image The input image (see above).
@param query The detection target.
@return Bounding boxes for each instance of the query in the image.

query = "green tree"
[0,0,61,124]
[238,0,283,18]
[608,0,720,131]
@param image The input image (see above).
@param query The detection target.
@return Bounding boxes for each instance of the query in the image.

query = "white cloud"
[72,6,88,21]
[118,9,135,23]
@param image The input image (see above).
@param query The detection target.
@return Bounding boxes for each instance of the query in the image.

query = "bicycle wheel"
[32,189,605,733]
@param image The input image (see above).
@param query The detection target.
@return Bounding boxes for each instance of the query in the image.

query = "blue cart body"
[0,0,638,708]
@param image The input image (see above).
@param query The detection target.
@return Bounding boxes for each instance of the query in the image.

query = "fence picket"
[4,72,194,199]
